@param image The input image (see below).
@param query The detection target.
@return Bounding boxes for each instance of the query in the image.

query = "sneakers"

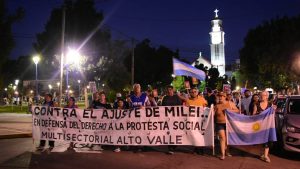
[167,150,174,155]
[260,155,271,163]
[225,152,232,157]
[114,147,121,153]
[36,146,44,151]
[92,145,104,151]
[219,155,225,160]
[67,146,74,151]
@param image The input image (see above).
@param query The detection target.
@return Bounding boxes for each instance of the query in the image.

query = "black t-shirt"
[206,94,216,107]
[92,100,112,109]
[161,95,182,106]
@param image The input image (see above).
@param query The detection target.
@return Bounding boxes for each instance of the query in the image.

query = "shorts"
[216,123,226,131]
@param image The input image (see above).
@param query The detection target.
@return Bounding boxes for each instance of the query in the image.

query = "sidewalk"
[0,113,32,139]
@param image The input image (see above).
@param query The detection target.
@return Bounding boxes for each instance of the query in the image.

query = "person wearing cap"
[214,91,239,160]
[113,93,129,109]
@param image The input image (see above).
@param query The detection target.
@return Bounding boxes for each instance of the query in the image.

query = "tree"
[240,15,300,91]
[0,0,24,88]
[124,39,179,89]
[33,0,130,93]
[207,67,220,90]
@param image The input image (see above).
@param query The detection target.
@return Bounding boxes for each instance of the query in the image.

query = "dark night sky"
[7,0,300,63]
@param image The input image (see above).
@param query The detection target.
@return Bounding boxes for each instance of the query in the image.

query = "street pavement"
[0,113,32,139]
[0,113,299,169]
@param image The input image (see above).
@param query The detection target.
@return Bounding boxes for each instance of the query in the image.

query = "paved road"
[0,113,32,139]
[0,138,299,169]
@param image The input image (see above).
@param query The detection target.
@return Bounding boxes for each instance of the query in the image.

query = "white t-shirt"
[241,96,252,115]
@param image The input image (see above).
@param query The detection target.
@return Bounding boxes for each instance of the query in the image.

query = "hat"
[217,91,226,97]
[116,93,122,98]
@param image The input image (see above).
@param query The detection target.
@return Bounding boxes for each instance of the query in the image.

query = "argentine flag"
[173,58,205,81]
[226,108,277,145]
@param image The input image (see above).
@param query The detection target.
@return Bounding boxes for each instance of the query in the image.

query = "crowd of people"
[36,83,278,163]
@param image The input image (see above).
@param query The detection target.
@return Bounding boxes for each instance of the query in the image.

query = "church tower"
[210,9,225,76]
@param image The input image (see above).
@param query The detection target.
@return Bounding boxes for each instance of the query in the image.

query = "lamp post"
[78,80,81,101]
[48,84,52,93]
[66,48,81,100]
[33,55,40,103]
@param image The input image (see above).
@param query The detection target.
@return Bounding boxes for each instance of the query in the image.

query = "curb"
[0,133,32,139]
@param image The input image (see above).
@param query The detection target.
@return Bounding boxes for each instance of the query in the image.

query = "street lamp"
[48,84,52,93]
[15,79,19,86]
[33,55,40,103]
[77,80,81,101]
[65,48,81,99]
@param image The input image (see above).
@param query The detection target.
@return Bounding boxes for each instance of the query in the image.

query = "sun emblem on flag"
[252,122,260,132]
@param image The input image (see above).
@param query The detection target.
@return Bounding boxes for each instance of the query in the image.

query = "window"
[288,99,300,114]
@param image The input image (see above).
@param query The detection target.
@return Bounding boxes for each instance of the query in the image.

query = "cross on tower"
[214,9,219,18]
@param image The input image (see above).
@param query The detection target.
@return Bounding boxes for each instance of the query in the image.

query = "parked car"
[277,95,300,153]
[273,95,287,135]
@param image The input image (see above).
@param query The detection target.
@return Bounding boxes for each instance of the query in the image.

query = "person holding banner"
[64,97,78,150]
[214,91,239,160]
[161,85,183,155]
[36,93,58,151]
[182,87,208,155]
[129,83,151,108]
[128,83,151,152]
[91,92,111,151]
[113,98,127,153]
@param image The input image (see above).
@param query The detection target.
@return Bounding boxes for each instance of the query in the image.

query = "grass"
[0,101,87,114]
[0,105,30,114]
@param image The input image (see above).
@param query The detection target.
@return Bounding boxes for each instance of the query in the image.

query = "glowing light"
[66,48,81,66]
[32,55,40,65]
[236,86,240,90]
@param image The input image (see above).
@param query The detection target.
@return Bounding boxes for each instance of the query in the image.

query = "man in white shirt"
[241,89,252,115]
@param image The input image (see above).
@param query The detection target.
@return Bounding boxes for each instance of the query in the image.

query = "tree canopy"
[0,0,24,88]
[240,15,300,90]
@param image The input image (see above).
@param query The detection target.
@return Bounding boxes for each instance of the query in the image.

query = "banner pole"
[225,111,229,148]
[211,104,215,156]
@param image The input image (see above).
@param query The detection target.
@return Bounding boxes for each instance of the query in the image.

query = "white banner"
[32,106,214,146]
